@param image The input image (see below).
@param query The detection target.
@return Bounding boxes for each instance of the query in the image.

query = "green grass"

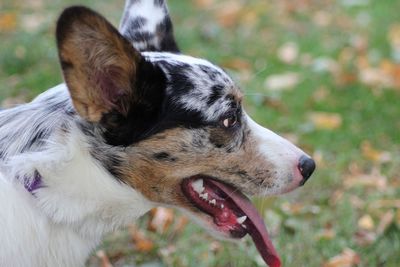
[1,0,400,266]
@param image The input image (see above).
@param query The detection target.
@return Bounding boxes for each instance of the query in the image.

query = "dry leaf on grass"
[264,72,300,91]
[357,214,374,231]
[214,1,243,28]
[323,248,360,267]
[20,14,46,32]
[128,225,154,252]
[0,13,17,32]
[148,207,174,234]
[308,112,342,130]
[354,230,376,246]
[316,228,336,241]
[359,67,392,88]
[361,141,391,163]
[280,202,305,215]
[221,58,252,71]
[173,215,189,234]
[194,0,215,9]
[376,210,395,235]
[96,250,113,267]
[344,168,387,191]
[277,42,299,64]
[312,86,330,102]
[370,199,400,209]
[380,60,400,89]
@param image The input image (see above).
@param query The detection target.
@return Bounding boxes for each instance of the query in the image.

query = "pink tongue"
[208,180,281,267]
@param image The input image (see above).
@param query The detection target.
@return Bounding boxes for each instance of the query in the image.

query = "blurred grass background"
[1,0,400,266]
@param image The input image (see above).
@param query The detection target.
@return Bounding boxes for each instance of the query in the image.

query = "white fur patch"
[245,113,306,195]
[0,124,153,266]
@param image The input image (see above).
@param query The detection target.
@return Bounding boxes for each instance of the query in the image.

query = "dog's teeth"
[209,199,216,205]
[242,224,247,229]
[192,179,204,194]
[220,204,224,209]
[237,216,247,224]
[200,192,208,200]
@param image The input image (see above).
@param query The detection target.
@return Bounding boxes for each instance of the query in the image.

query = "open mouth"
[181,176,281,267]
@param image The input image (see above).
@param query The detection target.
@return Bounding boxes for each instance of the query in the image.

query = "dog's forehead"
[143,52,242,121]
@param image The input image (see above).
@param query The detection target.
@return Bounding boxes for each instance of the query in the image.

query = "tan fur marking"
[117,123,275,211]
[58,9,141,121]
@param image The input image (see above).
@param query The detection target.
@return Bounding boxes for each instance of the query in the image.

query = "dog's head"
[56,3,315,266]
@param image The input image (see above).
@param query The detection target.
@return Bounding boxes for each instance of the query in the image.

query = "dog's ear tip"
[58,5,94,19]
[56,6,98,42]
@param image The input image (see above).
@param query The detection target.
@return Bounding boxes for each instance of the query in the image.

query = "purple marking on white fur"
[23,170,43,194]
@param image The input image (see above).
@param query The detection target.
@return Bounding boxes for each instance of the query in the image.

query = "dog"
[0,1,315,266]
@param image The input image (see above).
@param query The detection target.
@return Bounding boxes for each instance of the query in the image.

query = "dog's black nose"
[298,155,315,185]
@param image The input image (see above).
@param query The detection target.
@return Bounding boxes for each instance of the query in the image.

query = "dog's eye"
[222,114,237,128]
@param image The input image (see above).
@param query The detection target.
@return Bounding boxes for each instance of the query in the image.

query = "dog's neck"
[0,86,154,239]
[26,126,152,238]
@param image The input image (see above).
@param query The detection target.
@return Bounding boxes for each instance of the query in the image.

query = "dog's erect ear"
[56,6,142,122]
[119,0,180,53]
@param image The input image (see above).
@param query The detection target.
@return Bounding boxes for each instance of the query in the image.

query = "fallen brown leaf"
[96,250,113,267]
[358,214,374,231]
[194,0,215,9]
[128,225,154,252]
[316,228,336,241]
[313,11,332,27]
[361,141,392,164]
[354,230,376,246]
[323,248,361,267]
[280,202,305,215]
[173,215,189,234]
[221,58,252,71]
[0,12,17,32]
[308,112,342,130]
[148,207,174,234]
[312,86,330,102]
[344,168,387,191]
[376,210,395,235]
[380,60,400,89]
[277,42,299,64]
[214,1,243,28]
[264,72,300,91]
[370,200,400,212]
[359,67,392,88]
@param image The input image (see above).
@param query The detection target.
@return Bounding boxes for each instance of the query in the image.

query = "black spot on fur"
[153,152,177,162]
[154,0,164,7]
[21,129,50,153]
[199,65,219,80]
[162,63,196,96]
[207,85,224,105]
[129,17,147,30]
[130,30,155,42]
[156,17,179,52]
